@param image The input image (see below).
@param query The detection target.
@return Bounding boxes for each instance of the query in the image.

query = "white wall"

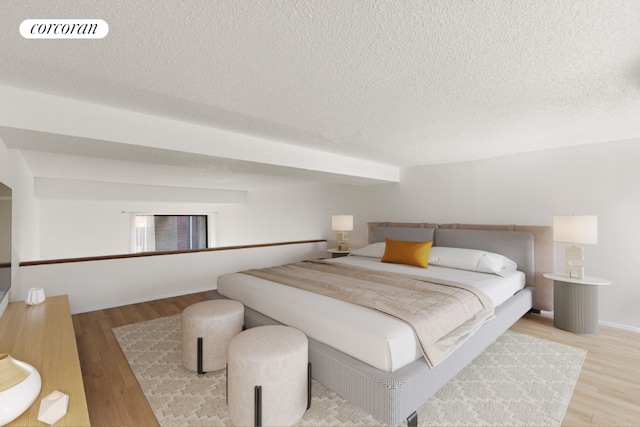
[10,164,361,313]
[0,199,10,262]
[34,181,361,259]
[5,132,639,331]
[0,137,39,316]
[37,199,227,259]
[16,179,361,312]
[239,182,360,246]
[17,183,357,312]
[358,139,640,330]
[19,240,327,314]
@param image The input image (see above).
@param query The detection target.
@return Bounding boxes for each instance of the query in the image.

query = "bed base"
[208,287,533,425]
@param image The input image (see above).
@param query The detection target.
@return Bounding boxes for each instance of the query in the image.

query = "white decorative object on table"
[26,287,46,306]
[0,353,42,426]
[37,390,69,425]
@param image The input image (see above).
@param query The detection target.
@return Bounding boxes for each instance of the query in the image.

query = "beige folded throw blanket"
[242,260,494,368]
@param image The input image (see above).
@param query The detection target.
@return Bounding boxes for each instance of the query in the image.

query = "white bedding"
[217,255,525,372]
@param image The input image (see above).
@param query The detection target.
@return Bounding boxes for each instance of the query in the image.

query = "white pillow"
[428,246,517,276]
[349,242,386,258]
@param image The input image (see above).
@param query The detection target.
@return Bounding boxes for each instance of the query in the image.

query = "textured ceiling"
[1,0,640,191]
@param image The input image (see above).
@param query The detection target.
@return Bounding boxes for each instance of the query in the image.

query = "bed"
[214,222,553,425]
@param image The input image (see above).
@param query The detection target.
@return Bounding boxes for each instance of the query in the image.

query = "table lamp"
[332,215,353,251]
[553,215,598,279]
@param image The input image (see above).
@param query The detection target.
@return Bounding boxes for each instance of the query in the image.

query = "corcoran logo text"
[20,19,109,39]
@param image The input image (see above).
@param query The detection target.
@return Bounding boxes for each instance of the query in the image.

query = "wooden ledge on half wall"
[19,239,327,267]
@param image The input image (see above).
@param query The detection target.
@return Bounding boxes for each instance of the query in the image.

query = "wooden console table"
[0,295,90,426]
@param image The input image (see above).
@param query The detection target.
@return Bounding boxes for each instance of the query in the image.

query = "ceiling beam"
[0,85,400,185]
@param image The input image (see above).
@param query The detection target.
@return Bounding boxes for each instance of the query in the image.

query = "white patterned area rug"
[113,315,586,427]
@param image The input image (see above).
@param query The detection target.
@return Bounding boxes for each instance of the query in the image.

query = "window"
[133,214,210,253]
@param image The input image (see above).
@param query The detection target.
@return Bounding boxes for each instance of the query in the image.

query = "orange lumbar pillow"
[381,238,433,268]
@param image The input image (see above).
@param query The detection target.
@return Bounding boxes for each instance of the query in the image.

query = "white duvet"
[217,255,525,372]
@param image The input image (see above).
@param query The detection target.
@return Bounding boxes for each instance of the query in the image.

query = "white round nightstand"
[544,273,611,335]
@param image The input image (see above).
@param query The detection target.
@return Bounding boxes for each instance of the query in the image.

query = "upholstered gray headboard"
[367,222,553,311]
[369,225,437,244]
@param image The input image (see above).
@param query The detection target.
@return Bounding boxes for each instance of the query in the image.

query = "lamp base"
[566,264,584,280]
[336,231,349,251]
[565,245,585,279]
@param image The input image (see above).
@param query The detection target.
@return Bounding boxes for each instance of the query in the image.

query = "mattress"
[217,255,525,372]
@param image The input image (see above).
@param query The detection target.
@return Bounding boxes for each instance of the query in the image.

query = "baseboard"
[529,310,640,334]
[600,320,640,333]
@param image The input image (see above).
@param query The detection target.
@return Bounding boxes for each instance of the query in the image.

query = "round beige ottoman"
[227,325,309,426]
[181,299,244,373]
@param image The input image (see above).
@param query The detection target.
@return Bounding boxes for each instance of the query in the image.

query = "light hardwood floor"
[73,293,640,426]
[510,313,640,426]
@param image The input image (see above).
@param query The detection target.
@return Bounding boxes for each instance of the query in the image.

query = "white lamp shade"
[553,215,598,244]
[332,215,353,231]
